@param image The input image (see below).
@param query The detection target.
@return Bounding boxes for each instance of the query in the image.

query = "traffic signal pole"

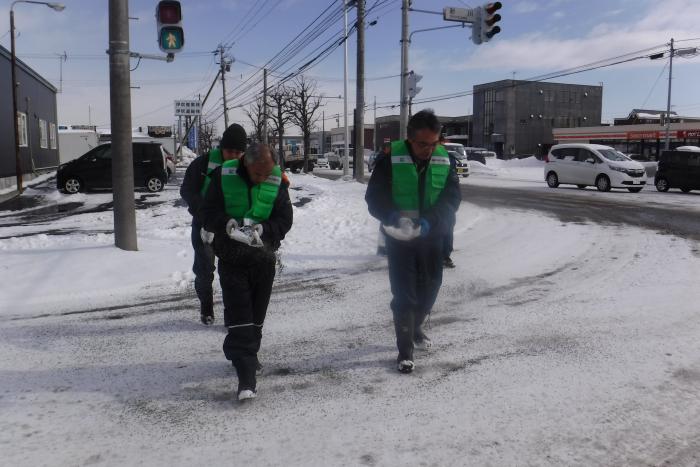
[399,0,410,140]
[108,0,137,251]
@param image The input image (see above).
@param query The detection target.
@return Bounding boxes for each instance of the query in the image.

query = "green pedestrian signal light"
[156,1,184,53]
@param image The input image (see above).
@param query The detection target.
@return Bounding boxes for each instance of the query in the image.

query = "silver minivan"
[544,143,647,192]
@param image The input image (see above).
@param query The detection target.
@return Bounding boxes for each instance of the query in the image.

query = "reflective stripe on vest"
[200,148,224,196]
[221,159,282,223]
[390,140,449,218]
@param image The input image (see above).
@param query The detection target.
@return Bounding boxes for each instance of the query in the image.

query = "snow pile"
[468,156,545,181]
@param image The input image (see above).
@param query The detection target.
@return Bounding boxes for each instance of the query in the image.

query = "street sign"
[443,7,476,23]
[174,100,201,116]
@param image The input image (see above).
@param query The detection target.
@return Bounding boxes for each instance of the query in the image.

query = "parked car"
[544,143,647,192]
[463,147,487,164]
[328,147,354,170]
[315,154,330,169]
[448,150,470,177]
[655,149,700,193]
[57,141,169,194]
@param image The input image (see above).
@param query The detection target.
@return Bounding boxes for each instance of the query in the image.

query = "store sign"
[627,131,659,140]
[148,125,173,138]
[174,100,201,116]
[677,129,700,138]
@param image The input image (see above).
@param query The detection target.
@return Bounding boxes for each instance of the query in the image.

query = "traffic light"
[408,71,422,99]
[156,1,184,53]
[480,2,502,43]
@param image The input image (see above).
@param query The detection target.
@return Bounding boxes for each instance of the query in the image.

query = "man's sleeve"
[199,167,231,235]
[260,182,293,245]
[180,156,204,218]
[365,154,397,225]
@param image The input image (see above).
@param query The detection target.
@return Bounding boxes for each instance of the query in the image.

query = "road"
[313,168,700,241]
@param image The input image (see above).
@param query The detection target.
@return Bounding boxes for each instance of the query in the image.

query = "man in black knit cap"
[180,123,248,325]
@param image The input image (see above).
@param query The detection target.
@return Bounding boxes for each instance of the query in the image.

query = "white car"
[315,154,330,169]
[447,150,469,177]
[544,143,647,192]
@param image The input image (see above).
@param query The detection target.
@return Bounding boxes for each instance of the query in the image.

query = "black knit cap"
[220,123,247,152]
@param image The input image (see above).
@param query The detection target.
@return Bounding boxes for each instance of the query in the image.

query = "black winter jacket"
[365,141,460,240]
[200,162,293,264]
[179,153,211,225]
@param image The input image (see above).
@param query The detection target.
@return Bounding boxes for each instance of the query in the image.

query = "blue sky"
[2,0,699,135]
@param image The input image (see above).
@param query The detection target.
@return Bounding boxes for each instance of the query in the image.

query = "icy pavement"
[1,169,699,466]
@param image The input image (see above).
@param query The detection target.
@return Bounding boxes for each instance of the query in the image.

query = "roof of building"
[0,44,57,93]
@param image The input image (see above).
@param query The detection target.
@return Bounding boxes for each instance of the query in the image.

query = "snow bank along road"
[1,170,699,466]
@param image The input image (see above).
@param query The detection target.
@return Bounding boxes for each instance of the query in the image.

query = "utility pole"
[665,38,674,150]
[108,0,137,251]
[399,0,410,140]
[322,110,325,154]
[354,0,365,180]
[263,68,268,144]
[343,0,350,177]
[10,7,22,193]
[374,95,377,150]
[218,44,229,129]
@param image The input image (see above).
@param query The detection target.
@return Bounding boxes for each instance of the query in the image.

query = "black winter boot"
[200,301,214,325]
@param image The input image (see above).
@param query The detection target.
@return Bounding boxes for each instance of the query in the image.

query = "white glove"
[225,218,239,236]
[199,227,215,244]
[383,217,420,242]
[229,225,264,248]
[229,227,253,245]
[250,225,263,248]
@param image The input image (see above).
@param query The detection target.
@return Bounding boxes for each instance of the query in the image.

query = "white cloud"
[450,0,700,72]
[552,11,565,18]
[513,2,539,14]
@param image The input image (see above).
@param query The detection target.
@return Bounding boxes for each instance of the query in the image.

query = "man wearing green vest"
[180,123,248,325]
[365,110,460,374]
[200,143,293,401]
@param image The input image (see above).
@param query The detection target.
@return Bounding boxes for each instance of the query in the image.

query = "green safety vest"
[221,159,282,223]
[391,140,450,219]
[200,148,224,196]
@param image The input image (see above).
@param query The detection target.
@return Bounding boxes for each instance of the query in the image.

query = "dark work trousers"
[386,237,444,362]
[442,229,454,260]
[191,221,215,313]
[219,254,276,391]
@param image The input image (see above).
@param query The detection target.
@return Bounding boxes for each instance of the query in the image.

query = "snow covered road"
[1,170,699,466]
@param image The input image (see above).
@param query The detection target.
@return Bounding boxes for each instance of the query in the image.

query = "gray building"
[1,44,59,190]
[473,79,603,157]
[375,114,472,147]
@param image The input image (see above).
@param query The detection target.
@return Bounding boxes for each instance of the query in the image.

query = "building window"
[50,123,57,149]
[39,119,48,149]
[17,112,28,147]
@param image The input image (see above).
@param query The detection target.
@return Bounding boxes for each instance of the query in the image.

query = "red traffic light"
[157,1,181,24]
[484,2,502,15]
[484,13,501,26]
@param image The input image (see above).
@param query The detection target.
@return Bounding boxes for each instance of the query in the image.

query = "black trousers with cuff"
[386,237,443,362]
[219,253,276,391]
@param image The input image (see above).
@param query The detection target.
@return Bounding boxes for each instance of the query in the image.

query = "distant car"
[655,149,700,193]
[675,145,700,152]
[315,154,330,169]
[448,150,470,177]
[544,143,647,192]
[57,141,169,194]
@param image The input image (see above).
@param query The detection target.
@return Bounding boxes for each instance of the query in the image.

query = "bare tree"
[244,95,266,142]
[287,76,323,172]
[198,120,217,154]
[267,85,292,170]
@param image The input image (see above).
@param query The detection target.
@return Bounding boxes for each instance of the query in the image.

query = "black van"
[655,150,700,193]
[57,142,169,194]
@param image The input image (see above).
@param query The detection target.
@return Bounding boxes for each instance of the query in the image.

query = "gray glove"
[199,227,215,245]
